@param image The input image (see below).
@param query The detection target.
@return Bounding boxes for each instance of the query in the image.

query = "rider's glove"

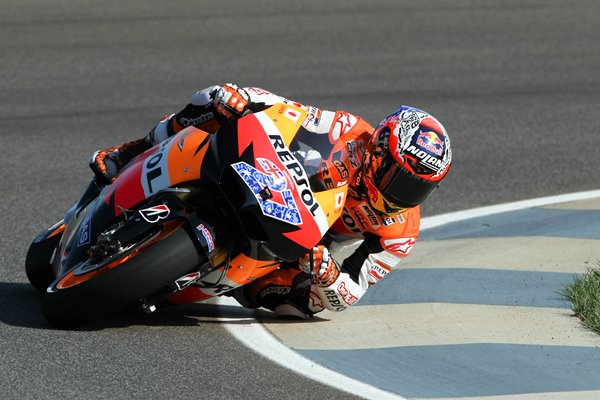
[89,138,150,184]
[89,146,122,184]
[299,245,340,287]
[212,83,251,120]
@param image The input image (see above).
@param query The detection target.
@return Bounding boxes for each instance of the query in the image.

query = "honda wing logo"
[139,204,170,223]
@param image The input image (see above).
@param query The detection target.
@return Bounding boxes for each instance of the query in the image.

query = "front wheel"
[42,220,202,327]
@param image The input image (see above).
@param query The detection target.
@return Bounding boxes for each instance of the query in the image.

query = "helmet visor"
[373,153,439,208]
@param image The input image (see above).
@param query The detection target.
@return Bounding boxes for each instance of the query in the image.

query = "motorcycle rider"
[90,84,452,318]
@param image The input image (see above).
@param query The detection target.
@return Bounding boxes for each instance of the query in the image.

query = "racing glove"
[155,84,252,139]
[212,83,251,120]
[89,138,151,184]
[299,245,341,287]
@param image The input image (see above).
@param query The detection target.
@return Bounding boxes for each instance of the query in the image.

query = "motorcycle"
[25,104,349,327]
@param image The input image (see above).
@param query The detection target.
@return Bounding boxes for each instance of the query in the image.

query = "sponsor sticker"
[179,112,214,127]
[302,106,322,128]
[139,204,170,223]
[309,288,324,310]
[405,144,449,175]
[360,204,381,229]
[196,224,215,252]
[331,111,358,141]
[175,272,202,291]
[283,108,301,123]
[77,212,92,247]
[346,140,364,169]
[367,262,391,285]
[381,215,399,226]
[340,210,362,235]
[260,286,291,298]
[383,237,416,255]
[416,131,444,156]
[331,150,350,179]
[323,289,347,311]
[142,138,172,196]
[247,87,274,96]
[337,282,359,306]
[231,161,302,225]
[349,205,368,230]
[334,192,345,212]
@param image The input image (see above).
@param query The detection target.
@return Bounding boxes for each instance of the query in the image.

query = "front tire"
[42,221,202,328]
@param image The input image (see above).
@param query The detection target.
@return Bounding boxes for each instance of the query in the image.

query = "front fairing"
[52,128,216,279]
[209,104,348,261]
[53,195,102,277]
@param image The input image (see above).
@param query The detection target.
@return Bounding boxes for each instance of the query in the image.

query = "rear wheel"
[42,220,202,328]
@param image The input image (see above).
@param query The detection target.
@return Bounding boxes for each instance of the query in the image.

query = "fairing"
[53,104,349,289]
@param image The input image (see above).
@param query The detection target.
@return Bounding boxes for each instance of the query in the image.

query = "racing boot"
[233,267,324,319]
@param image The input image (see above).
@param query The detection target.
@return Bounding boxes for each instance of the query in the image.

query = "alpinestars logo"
[139,204,170,223]
[179,113,214,127]
[383,237,416,255]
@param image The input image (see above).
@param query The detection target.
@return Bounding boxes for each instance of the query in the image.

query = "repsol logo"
[145,143,169,193]
[269,133,320,217]
[323,289,347,311]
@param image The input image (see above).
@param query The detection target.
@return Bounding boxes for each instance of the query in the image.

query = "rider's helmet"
[362,106,452,214]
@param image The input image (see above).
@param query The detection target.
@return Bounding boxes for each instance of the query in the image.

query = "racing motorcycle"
[26,104,348,327]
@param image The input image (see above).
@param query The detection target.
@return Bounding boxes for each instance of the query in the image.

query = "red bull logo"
[416,131,444,156]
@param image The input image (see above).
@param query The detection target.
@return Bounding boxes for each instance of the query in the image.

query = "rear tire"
[42,221,202,328]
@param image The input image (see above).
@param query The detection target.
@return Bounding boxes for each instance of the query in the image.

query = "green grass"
[563,262,600,335]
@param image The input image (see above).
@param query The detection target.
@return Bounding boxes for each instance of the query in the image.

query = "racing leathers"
[91,84,420,317]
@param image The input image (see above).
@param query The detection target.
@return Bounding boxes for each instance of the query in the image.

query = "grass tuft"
[563,262,600,335]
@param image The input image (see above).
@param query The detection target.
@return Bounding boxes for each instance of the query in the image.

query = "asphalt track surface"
[1,0,599,399]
